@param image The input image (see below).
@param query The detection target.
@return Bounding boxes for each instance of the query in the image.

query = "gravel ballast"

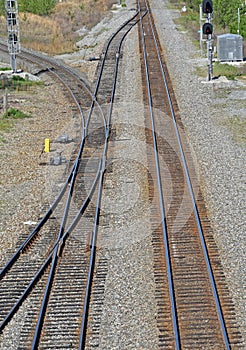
[0,0,245,348]
[149,0,245,346]
[87,18,161,348]
[86,0,245,347]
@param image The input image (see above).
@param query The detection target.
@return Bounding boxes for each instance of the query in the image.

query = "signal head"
[203,22,213,35]
[202,0,213,14]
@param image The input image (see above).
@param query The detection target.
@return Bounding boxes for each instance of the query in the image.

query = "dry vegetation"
[0,0,115,54]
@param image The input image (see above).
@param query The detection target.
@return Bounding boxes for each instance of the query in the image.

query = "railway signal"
[5,0,20,73]
[201,0,214,80]
[203,22,213,35]
[202,0,213,14]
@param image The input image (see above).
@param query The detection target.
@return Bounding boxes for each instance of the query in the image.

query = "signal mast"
[5,0,20,73]
[202,0,213,80]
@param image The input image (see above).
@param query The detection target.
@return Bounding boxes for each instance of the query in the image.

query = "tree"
[213,0,246,38]
[18,0,56,15]
[186,0,202,10]
[0,0,6,16]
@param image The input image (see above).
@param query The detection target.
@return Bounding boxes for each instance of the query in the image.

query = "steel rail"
[79,158,105,350]
[23,15,145,346]
[0,68,85,279]
[0,40,109,162]
[0,23,131,344]
[33,14,135,342]
[30,73,110,348]
[144,2,231,349]
[1,11,148,347]
[16,48,107,135]
[0,50,106,279]
[0,170,71,278]
[138,0,181,348]
[0,160,102,333]
[31,145,85,349]
[0,45,109,335]
[92,10,139,100]
[81,9,140,137]
[78,14,142,348]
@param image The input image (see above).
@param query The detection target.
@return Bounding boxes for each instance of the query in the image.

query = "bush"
[18,0,56,15]
[0,107,30,141]
[213,62,242,80]
[3,107,31,119]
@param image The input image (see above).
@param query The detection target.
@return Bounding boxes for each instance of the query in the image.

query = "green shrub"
[0,67,11,71]
[0,75,42,90]
[18,0,56,15]
[0,117,12,131]
[3,107,31,119]
[0,108,31,141]
[213,62,242,80]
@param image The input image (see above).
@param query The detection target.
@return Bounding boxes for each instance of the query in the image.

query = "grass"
[0,118,13,142]
[0,67,11,71]
[222,116,246,144]
[0,117,12,132]
[213,62,243,80]
[2,107,31,120]
[0,75,43,90]
[112,0,127,9]
[0,108,31,142]
[173,8,201,43]
[196,61,244,80]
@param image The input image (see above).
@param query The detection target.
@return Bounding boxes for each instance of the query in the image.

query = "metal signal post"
[207,20,213,81]
[202,0,213,81]
[5,0,20,73]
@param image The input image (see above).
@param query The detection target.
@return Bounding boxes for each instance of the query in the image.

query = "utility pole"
[237,7,240,35]
[5,0,20,73]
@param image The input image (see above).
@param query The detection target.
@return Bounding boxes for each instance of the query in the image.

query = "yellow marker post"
[44,138,50,153]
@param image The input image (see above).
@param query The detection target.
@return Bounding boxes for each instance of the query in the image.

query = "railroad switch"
[49,151,66,166]
[88,56,101,61]
[56,134,72,144]
[44,138,50,153]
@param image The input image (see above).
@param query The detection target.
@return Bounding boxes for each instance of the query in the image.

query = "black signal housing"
[203,22,213,35]
[202,0,213,14]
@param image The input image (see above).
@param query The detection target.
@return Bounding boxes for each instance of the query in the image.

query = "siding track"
[1,8,140,349]
[0,41,106,348]
[0,11,141,347]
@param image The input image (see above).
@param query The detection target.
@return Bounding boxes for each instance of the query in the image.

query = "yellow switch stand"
[44,138,50,153]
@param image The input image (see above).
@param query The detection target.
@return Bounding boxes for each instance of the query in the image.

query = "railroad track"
[137,0,242,349]
[0,1,243,349]
[0,9,143,348]
[0,43,104,348]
